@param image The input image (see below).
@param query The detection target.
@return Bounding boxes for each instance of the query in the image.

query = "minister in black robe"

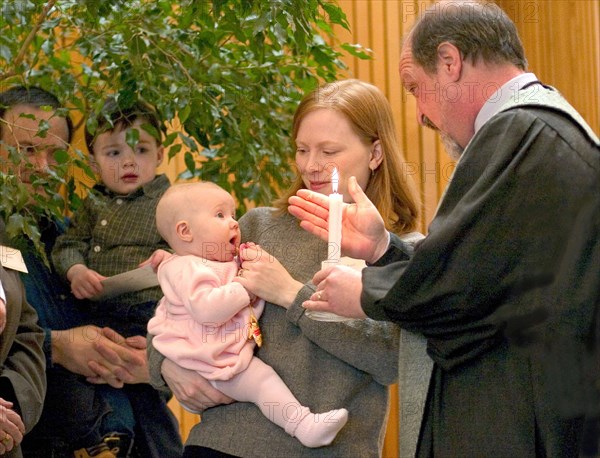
[289,2,600,456]
[362,102,600,456]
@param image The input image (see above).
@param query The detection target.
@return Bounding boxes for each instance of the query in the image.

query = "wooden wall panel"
[332,3,437,456]
[498,0,599,132]
[168,398,199,443]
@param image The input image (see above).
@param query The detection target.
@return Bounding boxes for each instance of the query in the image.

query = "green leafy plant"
[0,0,369,258]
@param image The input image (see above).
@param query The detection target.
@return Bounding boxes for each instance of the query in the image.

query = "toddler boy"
[51,98,182,457]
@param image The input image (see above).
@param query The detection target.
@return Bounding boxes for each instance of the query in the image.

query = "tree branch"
[0,0,58,82]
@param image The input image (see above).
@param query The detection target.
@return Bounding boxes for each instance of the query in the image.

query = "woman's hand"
[234,244,303,309]
[288,176,390,264]
[304,264,367,319]
[161,358,234,412]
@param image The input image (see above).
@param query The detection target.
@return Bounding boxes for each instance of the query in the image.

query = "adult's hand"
[51,325,148,388]
[0,398,25,454]
[288,176,390,264]
[161,358,234,412]
[304,264,368,319]
[87,328,150,385]
[235,244,303,309]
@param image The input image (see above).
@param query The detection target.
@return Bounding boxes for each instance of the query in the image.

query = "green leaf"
[179,104,191,124]
[141,122,160,142]
[340,43,373,60]
[163,132,178,147]
[6,213,25,236]
[167,143,182,160]
[53,149,70,164]
[184,151,196,175]
[321,2,350,30]
[125,127,140,149]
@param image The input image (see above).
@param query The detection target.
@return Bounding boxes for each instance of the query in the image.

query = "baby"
[148,182,348,448]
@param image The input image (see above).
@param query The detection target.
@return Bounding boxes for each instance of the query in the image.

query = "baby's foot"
[287,408,349,448]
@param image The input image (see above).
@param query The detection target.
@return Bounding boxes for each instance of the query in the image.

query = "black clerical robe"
[362,94,600,456]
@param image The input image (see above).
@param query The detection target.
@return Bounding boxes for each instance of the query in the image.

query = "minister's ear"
[437,42,462,82]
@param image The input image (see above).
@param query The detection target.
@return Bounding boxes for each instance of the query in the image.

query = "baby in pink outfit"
[148,182,348,448]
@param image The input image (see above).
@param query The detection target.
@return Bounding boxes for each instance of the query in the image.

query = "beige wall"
[166,1,599,454]
[498,0,599,132]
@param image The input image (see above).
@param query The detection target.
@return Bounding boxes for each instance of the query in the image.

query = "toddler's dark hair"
[85,97,162,154]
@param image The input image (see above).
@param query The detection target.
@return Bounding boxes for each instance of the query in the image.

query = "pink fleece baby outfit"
[148,255,263,381]
[148,254,349,448]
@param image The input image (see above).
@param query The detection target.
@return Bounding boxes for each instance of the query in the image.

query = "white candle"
[327,167,343,263]
[307,168,355,322]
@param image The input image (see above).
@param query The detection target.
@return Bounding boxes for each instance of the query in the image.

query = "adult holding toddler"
[51,98,182,457]
[1,86,167,456]
[148,79,423,457]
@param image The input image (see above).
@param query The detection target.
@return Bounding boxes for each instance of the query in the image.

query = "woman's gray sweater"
[148,207,400,457]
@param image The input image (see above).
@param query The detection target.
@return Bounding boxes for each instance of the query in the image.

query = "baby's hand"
[238,242,259,262]
[140,249,172,272]
[67,264,106,299]
[246,289,257,303]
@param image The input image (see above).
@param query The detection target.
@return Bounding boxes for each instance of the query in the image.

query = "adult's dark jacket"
[362,86,600,456]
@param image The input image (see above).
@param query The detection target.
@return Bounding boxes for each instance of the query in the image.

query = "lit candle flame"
[332,167,339,194]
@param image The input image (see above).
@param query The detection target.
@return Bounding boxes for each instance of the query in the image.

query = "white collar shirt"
[474,72,539,134]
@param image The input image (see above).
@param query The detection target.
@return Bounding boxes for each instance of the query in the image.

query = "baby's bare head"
[156,181,234,256]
